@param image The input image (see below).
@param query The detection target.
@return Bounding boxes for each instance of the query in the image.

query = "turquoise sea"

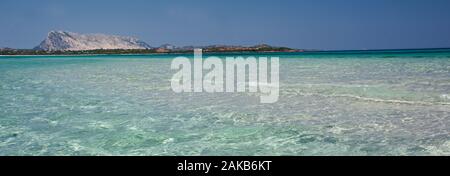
[0,49,449,156]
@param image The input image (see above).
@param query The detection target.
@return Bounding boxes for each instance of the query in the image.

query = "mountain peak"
[35,31,152,51]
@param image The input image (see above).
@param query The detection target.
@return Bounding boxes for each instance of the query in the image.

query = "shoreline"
[2,48,450,57]
[0,51,303,57]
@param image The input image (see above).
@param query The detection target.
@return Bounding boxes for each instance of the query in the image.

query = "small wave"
[286,91,450,106]
[329,94,450,105]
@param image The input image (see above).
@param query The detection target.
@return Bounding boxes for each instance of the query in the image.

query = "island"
[0,31,303,55]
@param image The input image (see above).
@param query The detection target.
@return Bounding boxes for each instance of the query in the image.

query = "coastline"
[0,50,302,57]
[2,47,450,57]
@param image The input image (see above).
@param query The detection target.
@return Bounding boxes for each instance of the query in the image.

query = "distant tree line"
[0,46,300,55]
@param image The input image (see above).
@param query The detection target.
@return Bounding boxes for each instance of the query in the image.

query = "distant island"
[0,31,302,55]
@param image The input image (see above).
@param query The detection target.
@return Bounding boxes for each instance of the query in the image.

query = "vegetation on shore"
[0,45,301,55]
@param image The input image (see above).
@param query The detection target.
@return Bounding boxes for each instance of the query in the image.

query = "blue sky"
[1,0,450,50]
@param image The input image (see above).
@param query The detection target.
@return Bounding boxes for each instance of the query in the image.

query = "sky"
[1,0,450,50]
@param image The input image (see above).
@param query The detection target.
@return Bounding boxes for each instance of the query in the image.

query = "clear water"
[0,49,449,156]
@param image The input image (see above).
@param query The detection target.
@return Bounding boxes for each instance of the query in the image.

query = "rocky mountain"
[35,31,152,51]
[25,30,301,53]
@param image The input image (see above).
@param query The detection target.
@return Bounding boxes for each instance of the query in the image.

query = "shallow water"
[0,50,449,156]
